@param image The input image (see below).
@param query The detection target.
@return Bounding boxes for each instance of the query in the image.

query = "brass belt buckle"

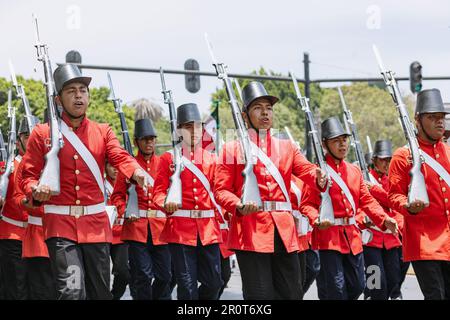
[70,206,85,219]
[147,210,157,218]
[190,210,202,218]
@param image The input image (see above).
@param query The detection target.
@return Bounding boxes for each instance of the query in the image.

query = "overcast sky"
[1,0,450,117]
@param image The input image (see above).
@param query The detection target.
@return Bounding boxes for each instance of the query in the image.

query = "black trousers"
[235,228,303,300]
[316,250,365,300]
[46,237,113,300]
[110,243,131,300]
[26,257,57,300]
[170,240,223,300]
[218,257,231,299]
[363,246,401,300]
[0,239,28,300]
[412,260,450,300]
[304,249,320,294]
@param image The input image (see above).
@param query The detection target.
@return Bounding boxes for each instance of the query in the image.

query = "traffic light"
[66,50,82,64]
[184,59,201,93]
[409,61,422,93]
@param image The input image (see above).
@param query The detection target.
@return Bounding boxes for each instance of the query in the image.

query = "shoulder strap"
[105,179,114,195]
[421,151,450,187]
[326,164,356,215]
[15,155,22,163]
[60,121,104,196]
[290,181,302,208]
[180,156,225,222]
[249,141,290,203]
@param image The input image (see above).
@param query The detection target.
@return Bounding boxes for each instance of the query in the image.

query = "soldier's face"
[57,82,89,119]
[243,98,273,130]
[373,157,391,175]
[135,136,156,156]
[324,135,349,160]
[17,133,30,154]
[417,113,446,141]
[105,162,117,180]
[178,122,203,147]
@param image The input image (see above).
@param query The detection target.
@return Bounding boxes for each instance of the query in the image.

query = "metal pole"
[303,52,314,162]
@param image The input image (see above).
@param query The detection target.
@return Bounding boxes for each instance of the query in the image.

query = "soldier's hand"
[384,216,399,235]
[21,197,34,209]
[31,185,52,202]
[314,218,334,230]
[365,181,374,191]
[237,201,259,215]
[164,202,178,213]
[404,200,426,214]
[316,168,328,189]
[132,168,149,195]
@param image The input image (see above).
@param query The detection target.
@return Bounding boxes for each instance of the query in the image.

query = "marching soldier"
[301,116,398,300]
[389,88,450,300]
[361,139,404,300]
[0,119,30,300]
[153,103,224,300]
[20,64,147,300]
[104,161,131,300]
[15,117,57,300]
[214,81,327,300]
[111,118,172,300]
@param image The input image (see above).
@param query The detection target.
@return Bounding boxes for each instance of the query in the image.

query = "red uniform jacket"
[219,211,234,259]
[302,155,388,255]
[153,145,221,246]
[13,157,49,258]
[105,176,123,245]
[0,156,28,241]
[111,152,167,245]
[389,137,450,262]
[358,169,402,250]
[20,113,139,244]
[214,130,321,253]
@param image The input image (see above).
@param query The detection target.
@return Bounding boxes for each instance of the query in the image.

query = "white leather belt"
[261,201,292,212]
[333,217,356,226]
[114,218,124,226]
[220,222,228,230]
[28,216,43,226]
[1,215,27,228]
[44,203,105,218]
[171,209,215,218]
[138,209,166,218]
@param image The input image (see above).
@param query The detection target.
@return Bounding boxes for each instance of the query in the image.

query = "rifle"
[159,68,183,207]
[205,34,262,208]
[9,60,37,132]
[0,127,7,163]
[366,136,373,154]
[338,87,371,181]
[33,15,62,195]
[107,72,139,219]
[0,89,17,201]
[290,71,335,223]
[373,45,429,206]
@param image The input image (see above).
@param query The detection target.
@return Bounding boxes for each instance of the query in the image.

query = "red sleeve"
[19,125,47,207]
[370,184,390,208]
[359,171,387,230]
[213,143,242,216]
[110,171,129,218]
[152,152,172,214]
[292,146,323,192]
[299,183,320,226]
[388,148,410,217]
[104,125,140,180]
